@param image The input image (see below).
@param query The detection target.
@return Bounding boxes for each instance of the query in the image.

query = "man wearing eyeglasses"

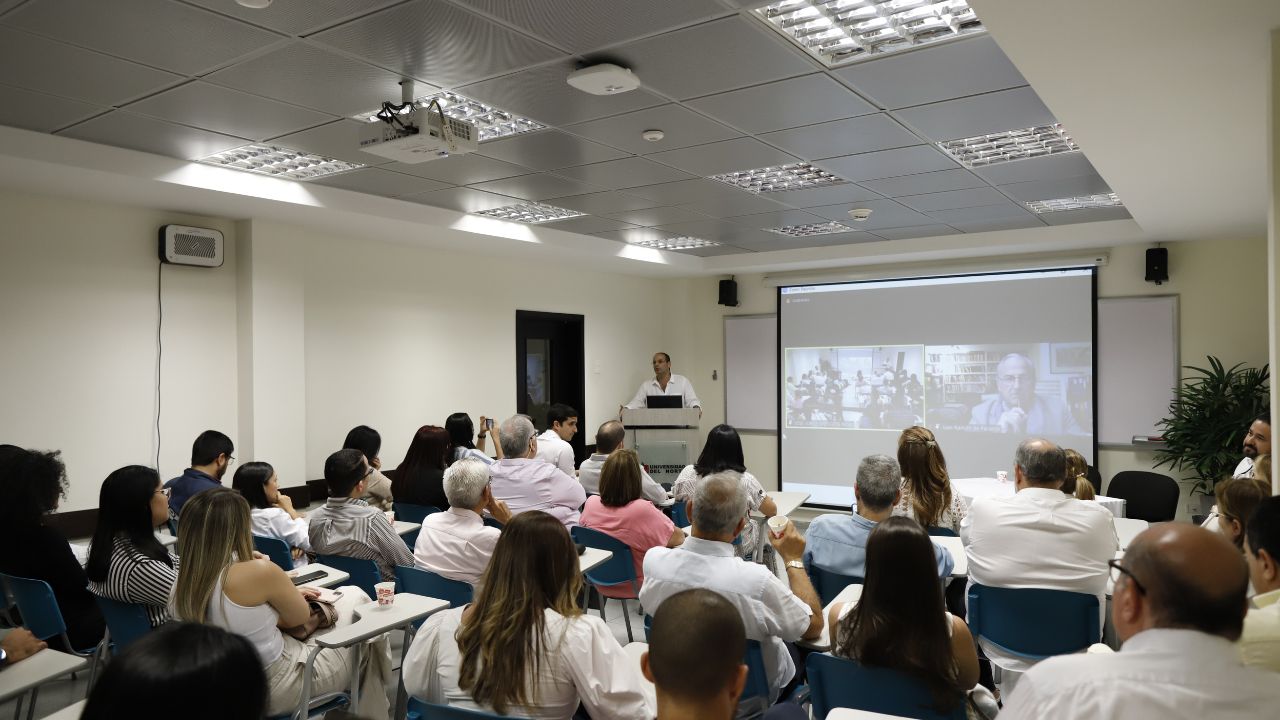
[307,448,413,581]
[1000,524,1277,719]
[164,429,234,516]
[969,353,1083,435]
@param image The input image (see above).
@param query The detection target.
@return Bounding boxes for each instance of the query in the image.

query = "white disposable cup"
[996,471,1009,483]
[375,581,395,606]
[767,515,789,538]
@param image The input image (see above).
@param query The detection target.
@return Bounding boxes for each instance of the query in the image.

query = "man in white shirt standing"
[488,415,586,528]
[964,438,1118,680]
[1001,524,1279,719]
[534,403,578,476]
[413,458,512,586]
[1233,411,1269,478]
[577,420,668,503]
[623,352,701,412]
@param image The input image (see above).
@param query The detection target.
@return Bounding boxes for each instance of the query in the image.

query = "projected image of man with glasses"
[969,353,1084,435]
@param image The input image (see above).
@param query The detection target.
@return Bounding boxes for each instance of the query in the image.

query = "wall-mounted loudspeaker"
[159,225,224,268]
[1144,247,1168,285]
[718,278,739,307]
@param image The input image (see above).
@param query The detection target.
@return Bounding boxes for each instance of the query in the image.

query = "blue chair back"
[482,517,503,530]
[807,652,965,720]
[167,518,179,537]
[393,502,440,525]
[93,595,152,651]
[253,535,294,572]
[1,573,72,646]
[407,700,506,719]
[967,583,1099,659]
[741,639,770,703]
[806,563,863,606]
[926,526,958,537]
[570,526,638,597]
[315,555,381,598]
[671,499,689,528]
[395,566,473,608]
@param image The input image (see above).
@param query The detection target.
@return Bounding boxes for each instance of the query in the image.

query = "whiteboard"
[724,314,778,431]
[1097,296,1178,445]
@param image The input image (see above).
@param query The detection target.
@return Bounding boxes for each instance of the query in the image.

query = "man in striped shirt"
[307,449,413,581]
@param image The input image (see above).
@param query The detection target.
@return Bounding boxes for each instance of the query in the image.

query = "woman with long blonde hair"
[1062,448,1097,500]
[893,426,968,534]
[403,511,654,718]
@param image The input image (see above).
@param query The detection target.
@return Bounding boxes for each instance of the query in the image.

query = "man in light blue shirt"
[804,453,953,578]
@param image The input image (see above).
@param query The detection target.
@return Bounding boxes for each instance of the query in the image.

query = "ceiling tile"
[666,243,753,257]
[477,130,627,171]
[5,0,281,75]
[459,61,666,127]
[609,16,814,100]
[592,227,678,244]
[381,154,532,185]
[0,0,23,12]
[554,157,695,190]
[206,43,423,117]
[760,114,918,161]
[859,168,987,197]
[948,216,1045,233]
[834,35,1027,110]
[567,105,740,155]
[0,83,104,133]
[761,183,883,208]
[997,173,1113,202]
[549,191,665,215]
[310,0,563,88]
[57,110,249,160]
[896,187,1009,212]
[926,202,1039,225]
[0,27,182,107]
[1039,206,1133,226]
[125,81,334,141]
[645,137,798,177]
[647,218,776,245]
[401,186,521,213]
[183,0,405,36]
[687,74,876,134]
[725,209,828,229]
[868,225,962,241]
[731,232,877,252]
[268,119,388,166]
[310,167,451,197]
[466,173,603,201]
[623,178,741,205]
[603,205,712,227]
[970,151,1097,186]
[540,216,639,235]
[806,198,938,229]
[677,191,791,218]
[895,86,1056,142]
[451,0,728,54]
[816,145,958,182]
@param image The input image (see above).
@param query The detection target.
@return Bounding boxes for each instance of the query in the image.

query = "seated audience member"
[488,415,586,528]
[893,426,968,533]
[1062,448,1097,500]
[641,472,822,707]
[1241,496,1280,671]
[964,438,1118,676]
[828,517,983,719]
[578,420,668,503]
[0,628,47,667]
[580,449,684,598]
[446,412,500,465]
[806,454,953,580]
[1214,476,1270,551]
[403,511,654,719]
[343,425,393,511]
[672,424,777,558]
[172,488,389,717]
[642,589,749,720]
[307,448,413,580]
[0,445,105,652]
[1235,412,1270,478]
[1253,453,1272,484]
[413,458,511,586]
[81,622,266,720]
[535,403,578,475]
[1001,524,1278,719]
[164,429,233,516]
[87,465,179,627]
[393,425,452,510]
[232,461,310,566]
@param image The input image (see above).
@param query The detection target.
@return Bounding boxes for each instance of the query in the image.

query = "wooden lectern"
[620,408,701,487]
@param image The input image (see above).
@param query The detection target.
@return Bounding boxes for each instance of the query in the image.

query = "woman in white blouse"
[403,511,654,719]
[671,424,776,559]
[232,462,310,567]
[892,426,968,534]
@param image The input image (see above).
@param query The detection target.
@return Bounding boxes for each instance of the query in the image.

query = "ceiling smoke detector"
[641,129,665,142]
[567,63,641,95]
[848,208,872,221]
[236,0,272,7]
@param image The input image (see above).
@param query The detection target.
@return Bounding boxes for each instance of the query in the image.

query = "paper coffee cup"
[375,581,395,606]
[767,515,789,538]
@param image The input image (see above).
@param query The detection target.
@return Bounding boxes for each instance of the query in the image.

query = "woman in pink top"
[580,450,684,598]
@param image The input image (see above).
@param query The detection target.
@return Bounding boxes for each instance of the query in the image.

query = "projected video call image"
[923,343,1092,436]
[785,345,924,430]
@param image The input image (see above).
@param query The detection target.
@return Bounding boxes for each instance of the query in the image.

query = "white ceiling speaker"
[848,209,873,221]
[159,225,224,268]
[567,63,641,95]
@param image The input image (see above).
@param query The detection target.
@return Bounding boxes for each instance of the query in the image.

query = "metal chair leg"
[620,600,634,643]
[23,687,38,720]
[598,592,608,622]
[12,691,24,720]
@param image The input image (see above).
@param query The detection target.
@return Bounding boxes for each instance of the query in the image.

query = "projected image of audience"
[923,344,1092,435]
[785,345,924,429]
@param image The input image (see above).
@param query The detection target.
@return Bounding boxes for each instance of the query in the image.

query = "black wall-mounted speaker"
[1145,248,1168,285]
[718,279,739,307]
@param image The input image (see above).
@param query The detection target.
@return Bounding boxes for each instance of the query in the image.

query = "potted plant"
[1154,356,1268,508]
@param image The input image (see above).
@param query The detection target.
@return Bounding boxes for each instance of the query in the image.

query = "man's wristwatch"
[784,560,805,570]
[0,647,8,668]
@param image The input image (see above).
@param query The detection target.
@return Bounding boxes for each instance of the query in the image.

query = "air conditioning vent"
[159,225,224,268]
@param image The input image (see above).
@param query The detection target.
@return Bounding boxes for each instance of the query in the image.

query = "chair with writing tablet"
[806,653,965,720]
[315,555,380,598]
[253,535,295,572]
[92,594,152,652]
[806,563,864,606]
[570,526,640,642]
[406,701,506,719]
[967,583,1100,660]
[394,565,472,615]
[1,573,107,694]
[926,526,958,537]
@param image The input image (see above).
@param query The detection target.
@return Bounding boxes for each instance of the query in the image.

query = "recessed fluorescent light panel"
[355,91,544,142]
[1024,193,1123,214]
[199,144,363,180]
[764,221,860,237]
[710,162,846,194]
[939,124,1079,168]
[755,0,984,67]
[629,236,722,250]
[474,202,585,223]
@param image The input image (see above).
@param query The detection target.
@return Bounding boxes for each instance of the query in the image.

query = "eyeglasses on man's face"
[1108,558,1146,595]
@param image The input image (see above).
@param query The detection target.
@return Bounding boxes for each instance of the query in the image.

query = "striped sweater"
[88,535,179,628]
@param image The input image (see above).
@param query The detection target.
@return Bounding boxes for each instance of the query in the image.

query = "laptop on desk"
[646,395,682,409]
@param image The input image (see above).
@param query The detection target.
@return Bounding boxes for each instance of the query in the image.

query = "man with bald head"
[969,353,1084,434]
[576,419,668,503]
[1001,524,1278,718]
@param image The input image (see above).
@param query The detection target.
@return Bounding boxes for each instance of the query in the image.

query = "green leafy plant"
[1154,356,1269,495]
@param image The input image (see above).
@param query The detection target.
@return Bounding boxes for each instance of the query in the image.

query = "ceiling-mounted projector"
[358,107,478,163]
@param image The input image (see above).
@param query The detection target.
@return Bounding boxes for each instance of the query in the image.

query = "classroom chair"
[482,517,503,530]
[393,503,440,524]
[670,499,689,528]
[926,526,958,537]
[967,583,1100,660]
[92,595,152,652]
[1105,471,1179,522]
[394,566,472,610]
[806,652,965,720]
[740,640,772,713]
[406,701,506,719]
[1,573,107,705]
[570,526,640,642]
[806,563,864,606]
[315,555,381,598]
[253,535,295,572]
